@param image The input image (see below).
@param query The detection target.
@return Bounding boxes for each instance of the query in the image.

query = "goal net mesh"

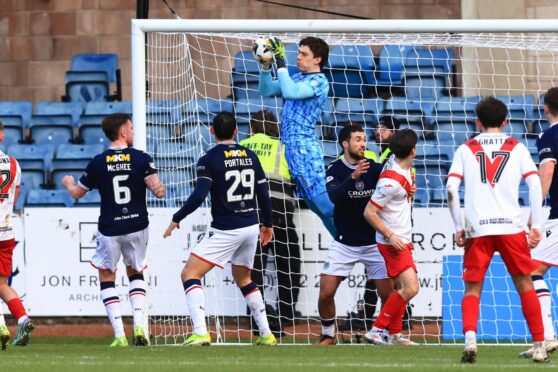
[142,30,558,345]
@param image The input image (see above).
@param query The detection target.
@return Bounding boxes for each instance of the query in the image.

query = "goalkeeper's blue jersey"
[281,72,329,145]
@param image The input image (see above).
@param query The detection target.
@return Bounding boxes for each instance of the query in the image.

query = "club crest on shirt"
[355,180,365,191]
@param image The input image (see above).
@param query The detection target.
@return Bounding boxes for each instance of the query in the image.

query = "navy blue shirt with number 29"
[79,147,157,236]
[172,143,271,230]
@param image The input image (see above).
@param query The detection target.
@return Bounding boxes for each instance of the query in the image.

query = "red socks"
[520,289,544,342]
[7,298,26,320]
[373,291,407,333]
[461,295,479,333]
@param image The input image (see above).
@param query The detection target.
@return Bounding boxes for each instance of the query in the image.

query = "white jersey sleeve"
[448,145,465,180]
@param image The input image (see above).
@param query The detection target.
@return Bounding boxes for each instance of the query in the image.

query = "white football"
[252,38,274,63]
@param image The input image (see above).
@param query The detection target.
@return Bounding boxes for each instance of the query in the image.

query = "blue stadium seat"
[232,50,261,83]
[495,95,536,124]
[234,97,282,124]
[0,101,32,146]
[334,98,384,128]
[403,47,455,75]
[64,71,110,106]
[322,142,339,159]
[70,54,120,101]
[71,54,119,84]
[31,102,83,146]
[404,74,447,100]
[154,172,193,208]
[26,189,74,207]
[146,99,184,140]
[75,189,101,206]
[185,98,234,126]
[377,45,415,86]
[16,171,46,210]
[413,189,429,207]
[324,45,376,98]
[384,98,435,137]
[51,144,103,188]
[7,144,54,186]
[231,50,264,101]
[79,101,132,146]
[433,97,479,143]
[155,141,196,171]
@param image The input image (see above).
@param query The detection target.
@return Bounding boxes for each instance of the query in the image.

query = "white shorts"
[532,219,558,266]
[191,224,259,269]
[321,240,388,280]
[92,227,149,273]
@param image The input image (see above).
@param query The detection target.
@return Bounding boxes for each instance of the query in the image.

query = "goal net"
[132,19,558,345]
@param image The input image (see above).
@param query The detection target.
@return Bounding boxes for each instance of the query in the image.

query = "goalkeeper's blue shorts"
[285,143,336,237]
[285,144,326,200]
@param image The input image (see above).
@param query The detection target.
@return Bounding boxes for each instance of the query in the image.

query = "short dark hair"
[544,87,558,116]
[378,116,400,131]
[0,120,3,130]
[299,36,329,70]
[101,113,131,141]
[475,96,508,128]
[389,128,417,158]
[249,111,279,137]
[338,124,365,148]
[212,112,237,140]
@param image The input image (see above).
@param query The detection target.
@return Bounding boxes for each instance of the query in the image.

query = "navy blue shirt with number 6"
[79,147,157,236]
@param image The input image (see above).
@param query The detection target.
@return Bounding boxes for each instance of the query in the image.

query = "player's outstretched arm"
[145,173,165,198]
[446,176,465,247]
[163,177,211,238]
[61,175,88,199]
[525,171,544,248]
[258,68,281,97]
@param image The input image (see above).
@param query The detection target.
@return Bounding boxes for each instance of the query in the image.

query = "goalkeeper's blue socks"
[183,279,208,335]
[307,192,336,237]
[100,281,125,338]
[241,282,271,337]
[129,274,147,329]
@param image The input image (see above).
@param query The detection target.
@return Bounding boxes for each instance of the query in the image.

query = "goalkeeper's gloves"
[260,59,272,71]
[269,37,286,69]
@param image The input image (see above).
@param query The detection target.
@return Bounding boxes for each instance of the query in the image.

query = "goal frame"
[131,18,558,345]
[131,18,558,151]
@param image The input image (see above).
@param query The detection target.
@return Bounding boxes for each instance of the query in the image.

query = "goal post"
[131,19,558,345]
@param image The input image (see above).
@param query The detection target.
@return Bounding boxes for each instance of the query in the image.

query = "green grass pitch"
[0,337,554,371]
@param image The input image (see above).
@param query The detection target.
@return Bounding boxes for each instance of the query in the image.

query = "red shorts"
[0,239,16,277]
[377,243,417,279]
[463,232,537,282]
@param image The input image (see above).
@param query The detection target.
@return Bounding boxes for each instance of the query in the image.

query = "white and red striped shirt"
[0,151,20,241]
[369,156,414,244]
[448,133,538,238]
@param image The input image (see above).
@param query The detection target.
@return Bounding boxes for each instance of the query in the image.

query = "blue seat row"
[61,53,122,106]
[231,44,455,99]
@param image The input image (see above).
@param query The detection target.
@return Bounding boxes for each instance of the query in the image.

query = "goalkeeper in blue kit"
[258,36,336,236]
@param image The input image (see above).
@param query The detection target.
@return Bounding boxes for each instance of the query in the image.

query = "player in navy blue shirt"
[62,113,165,347]
[162,112,277,346]
[522,87,558,357]
[315,125,395,345]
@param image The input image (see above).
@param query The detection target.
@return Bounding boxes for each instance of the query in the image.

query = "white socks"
[100,282,125,338]
[241,282,271,337]
[533,275,556,340]
[128,274,147,328]
[183,279,208,335]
